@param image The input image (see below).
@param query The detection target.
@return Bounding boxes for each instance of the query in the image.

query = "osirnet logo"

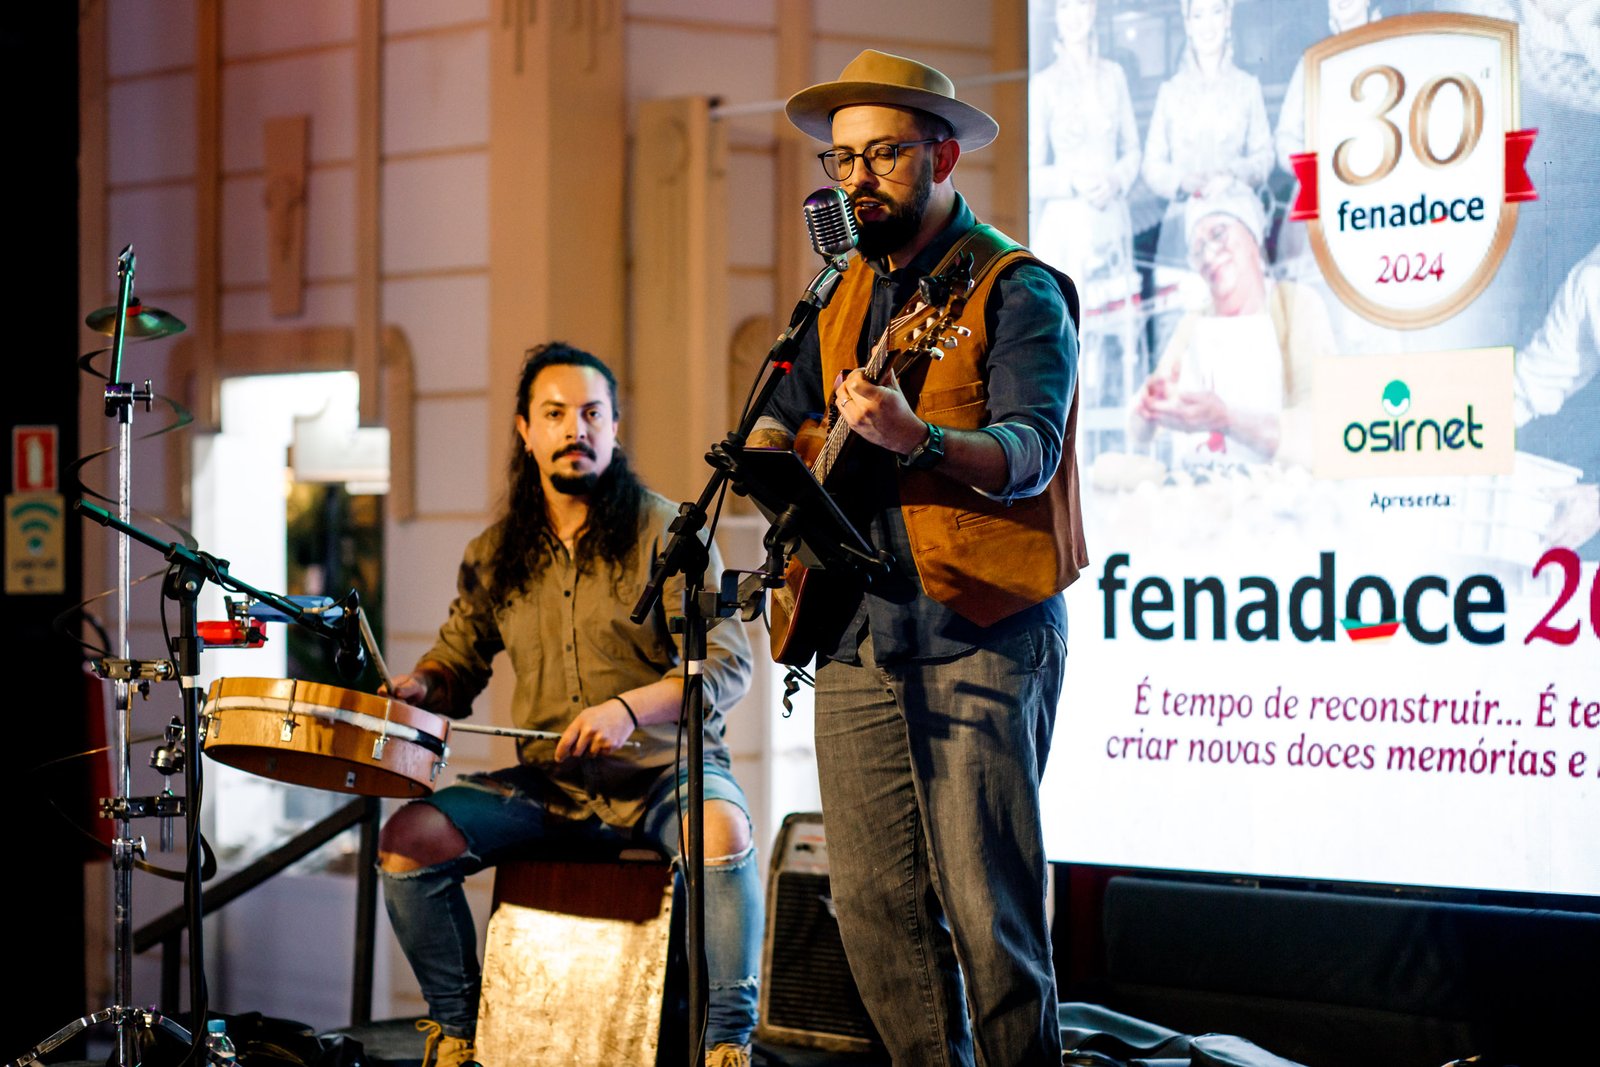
[1381,380,1410,417]
[1342,380,1484,456]
[1314,348,1512,478]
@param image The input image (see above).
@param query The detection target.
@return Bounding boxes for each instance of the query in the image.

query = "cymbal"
[84,300,187,339]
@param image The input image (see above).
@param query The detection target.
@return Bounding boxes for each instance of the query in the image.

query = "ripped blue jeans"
[380,762,763,1046]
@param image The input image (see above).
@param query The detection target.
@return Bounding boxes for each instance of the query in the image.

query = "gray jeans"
[815,625,1065,1067]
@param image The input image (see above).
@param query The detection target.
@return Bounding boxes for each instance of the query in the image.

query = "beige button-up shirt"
[423,491,753,827]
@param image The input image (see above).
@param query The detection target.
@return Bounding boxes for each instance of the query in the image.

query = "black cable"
[161,559,211,1063]
[671,672,709,1065]
[55,605,113,659]
[160,563,175,657]
[53,573,167,658]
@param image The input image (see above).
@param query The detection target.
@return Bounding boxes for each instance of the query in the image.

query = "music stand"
[711,443,884,583]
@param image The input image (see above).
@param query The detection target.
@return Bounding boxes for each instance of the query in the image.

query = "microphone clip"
[332,589,370,682]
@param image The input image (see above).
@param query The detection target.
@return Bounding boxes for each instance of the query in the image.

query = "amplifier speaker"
[757,812,882,1053]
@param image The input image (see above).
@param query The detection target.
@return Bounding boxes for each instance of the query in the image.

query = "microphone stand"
[76,501,354,654]
[631,255,849,1065]
[78,497,357,1037]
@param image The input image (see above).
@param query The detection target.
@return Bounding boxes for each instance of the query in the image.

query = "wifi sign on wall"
[7,425,64,595]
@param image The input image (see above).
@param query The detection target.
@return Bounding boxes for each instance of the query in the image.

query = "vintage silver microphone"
[803,186,859,264]
[791,189,858,324]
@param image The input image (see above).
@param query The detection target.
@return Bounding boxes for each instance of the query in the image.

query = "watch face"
[908,423,944,469]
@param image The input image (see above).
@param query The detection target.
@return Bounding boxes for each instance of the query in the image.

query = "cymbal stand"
[11,247,196,1067]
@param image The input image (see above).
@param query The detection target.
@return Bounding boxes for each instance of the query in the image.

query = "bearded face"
[515,364,618,500]
[548,450,600,496]
[850,150,934,260]
[829,105,946,263]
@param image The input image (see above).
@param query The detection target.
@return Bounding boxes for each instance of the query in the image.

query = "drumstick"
[356,607,394,690]
[450,721,642,750]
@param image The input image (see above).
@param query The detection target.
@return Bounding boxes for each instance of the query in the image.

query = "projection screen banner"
[1028,0,1599,897]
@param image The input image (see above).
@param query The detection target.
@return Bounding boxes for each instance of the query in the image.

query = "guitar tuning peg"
[910,328,923,340]
[954,326,972,336]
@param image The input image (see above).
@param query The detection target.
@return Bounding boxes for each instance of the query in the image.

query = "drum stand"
[11,247,205,1067]
[19,497,363,1067]
[18,248,382,1067]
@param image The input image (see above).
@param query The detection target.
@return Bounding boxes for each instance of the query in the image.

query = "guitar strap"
[913,223,1017,316]
[929,222,1080,322]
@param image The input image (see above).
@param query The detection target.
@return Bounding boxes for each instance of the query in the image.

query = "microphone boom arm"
[76,499,352,651]
[784,256,850,334]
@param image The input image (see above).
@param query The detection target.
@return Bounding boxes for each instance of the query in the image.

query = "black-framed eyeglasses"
[817,138,943,182]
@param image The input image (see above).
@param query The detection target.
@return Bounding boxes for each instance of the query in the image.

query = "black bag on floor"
[1060,1002,1194,1064]
[1059,1003,1309,1067]
[148,1013,366,1067]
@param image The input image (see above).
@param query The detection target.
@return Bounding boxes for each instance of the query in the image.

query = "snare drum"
[203,677,452,798]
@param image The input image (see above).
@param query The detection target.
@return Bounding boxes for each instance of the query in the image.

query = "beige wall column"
[991,0,1030,244]
[773,1,816,314]
[488,0,626,496]
[627,97,728,504]
[355,0,382,426]
[193,0,221,450]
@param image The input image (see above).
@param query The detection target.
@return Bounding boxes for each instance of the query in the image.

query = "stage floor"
[51,1018,888,1067]
[331,1018,888,1066]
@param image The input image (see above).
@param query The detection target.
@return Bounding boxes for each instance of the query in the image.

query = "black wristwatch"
[900,421,946,471]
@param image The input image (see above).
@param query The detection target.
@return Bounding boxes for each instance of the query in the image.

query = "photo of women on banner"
[1129,182,1336,471]
[1142,0,1274,273]
[1030,0,1143,424]
[1289,14,1538,329]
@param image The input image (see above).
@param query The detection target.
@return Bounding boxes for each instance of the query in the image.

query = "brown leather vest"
[817,225,1089,627]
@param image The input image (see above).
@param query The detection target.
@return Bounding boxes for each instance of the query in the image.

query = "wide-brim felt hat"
[786,49,999,151]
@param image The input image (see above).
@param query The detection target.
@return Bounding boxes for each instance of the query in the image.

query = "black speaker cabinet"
[757,812,882,1053]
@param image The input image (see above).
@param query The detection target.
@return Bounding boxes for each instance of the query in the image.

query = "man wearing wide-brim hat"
[751,48,1088,1066]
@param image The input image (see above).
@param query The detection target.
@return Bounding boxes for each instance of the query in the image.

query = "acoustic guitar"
[769,255,975,666]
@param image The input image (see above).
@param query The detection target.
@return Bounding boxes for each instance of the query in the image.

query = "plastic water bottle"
[204,1018,238,1065]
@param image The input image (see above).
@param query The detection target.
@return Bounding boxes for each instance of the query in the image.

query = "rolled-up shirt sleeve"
[758,328,827,436]
[977,262,1078,503]
[756,252,1077,504]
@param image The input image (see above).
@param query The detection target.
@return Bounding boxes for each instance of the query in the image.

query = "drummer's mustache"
[554,443,596,461]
